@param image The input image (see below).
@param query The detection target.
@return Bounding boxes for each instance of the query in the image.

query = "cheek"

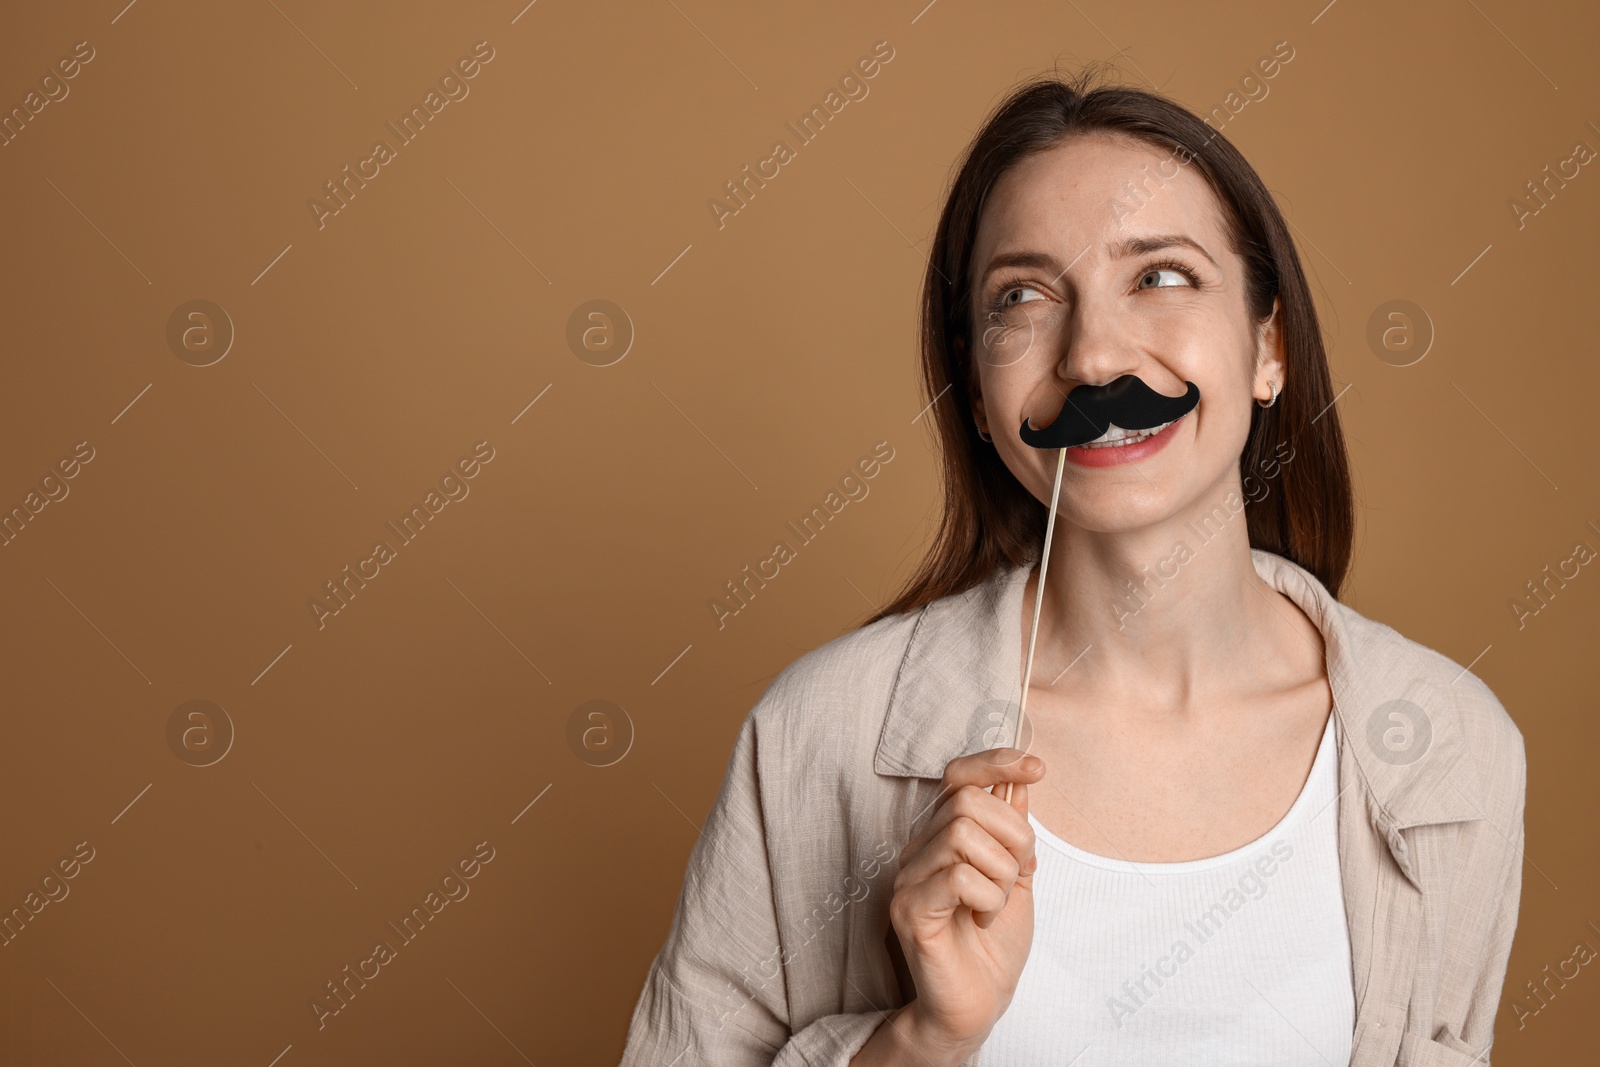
[975,313,1047,370]
[973,358,1027,419]
[1163,320,1258,410]
[1189,386,1258,474]
[975,322,1063,408]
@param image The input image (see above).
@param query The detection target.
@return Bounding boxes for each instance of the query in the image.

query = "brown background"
[0,1,1596,1064]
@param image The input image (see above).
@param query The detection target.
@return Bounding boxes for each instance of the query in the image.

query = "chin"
[1057,497,1180,535]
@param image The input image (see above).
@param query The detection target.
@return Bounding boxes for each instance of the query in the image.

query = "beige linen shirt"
[618,549,1527,1066]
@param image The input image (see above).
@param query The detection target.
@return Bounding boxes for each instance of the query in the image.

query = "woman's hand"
[883,747,1045,1059]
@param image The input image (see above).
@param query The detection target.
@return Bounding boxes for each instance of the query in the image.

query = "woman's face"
[968,131,1282,533]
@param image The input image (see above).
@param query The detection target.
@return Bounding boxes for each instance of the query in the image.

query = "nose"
[1056,293,1143,390]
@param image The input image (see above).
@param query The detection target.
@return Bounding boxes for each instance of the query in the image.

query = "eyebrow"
[1110,233,1219,267]
[979,233,1219,286]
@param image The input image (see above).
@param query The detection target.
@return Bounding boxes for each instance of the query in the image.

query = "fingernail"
[1022,756,1043,773]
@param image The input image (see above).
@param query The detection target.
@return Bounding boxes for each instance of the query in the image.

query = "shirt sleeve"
[616,710,893,1067]
[1409,700,1527,1066]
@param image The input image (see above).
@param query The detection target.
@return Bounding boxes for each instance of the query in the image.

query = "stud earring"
[1256,380,1279,409]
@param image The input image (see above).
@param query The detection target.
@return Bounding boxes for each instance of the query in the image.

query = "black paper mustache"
[1018,374,1201,449]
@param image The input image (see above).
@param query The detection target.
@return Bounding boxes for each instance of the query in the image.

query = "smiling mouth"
[1074,414,1183,449]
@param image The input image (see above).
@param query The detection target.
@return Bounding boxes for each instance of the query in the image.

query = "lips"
[1062,412,1186,467]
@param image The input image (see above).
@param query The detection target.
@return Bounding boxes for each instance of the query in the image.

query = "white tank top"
[979,712,1354,1065]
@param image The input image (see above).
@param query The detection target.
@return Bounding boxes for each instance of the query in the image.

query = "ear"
[1255,297,1287,400]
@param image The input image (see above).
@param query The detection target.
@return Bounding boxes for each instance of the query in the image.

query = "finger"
[975,830,1039,931]
[894,814,1022,898]
[943,748,1046,795]
[895,863,1008,938]
[916,783,1036,870]
[899,752,1044,869]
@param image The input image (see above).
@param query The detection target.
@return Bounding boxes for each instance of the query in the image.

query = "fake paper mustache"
[1018,374,1201,449]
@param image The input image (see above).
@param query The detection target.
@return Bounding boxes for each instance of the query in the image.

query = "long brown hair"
[861,66,1354,626]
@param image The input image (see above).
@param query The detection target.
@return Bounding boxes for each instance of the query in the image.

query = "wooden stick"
[1003,445,1068,804]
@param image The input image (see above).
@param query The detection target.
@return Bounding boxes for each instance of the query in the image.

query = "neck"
[1025,481,1293,711]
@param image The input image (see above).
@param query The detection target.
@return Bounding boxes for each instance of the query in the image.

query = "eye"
[1136,261,1201,289]
[989,284,1044,316]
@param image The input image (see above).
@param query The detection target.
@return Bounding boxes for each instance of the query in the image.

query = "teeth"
[1079,419,1175,449]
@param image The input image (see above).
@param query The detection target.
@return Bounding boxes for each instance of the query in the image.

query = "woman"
[618,69,1525,1067]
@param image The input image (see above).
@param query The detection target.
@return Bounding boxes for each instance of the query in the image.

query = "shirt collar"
[873,547,1484,859]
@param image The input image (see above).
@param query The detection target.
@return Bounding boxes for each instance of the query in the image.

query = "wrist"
[890,1001,983,1066]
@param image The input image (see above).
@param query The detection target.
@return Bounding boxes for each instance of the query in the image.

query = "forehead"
[971,131,1231,271]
